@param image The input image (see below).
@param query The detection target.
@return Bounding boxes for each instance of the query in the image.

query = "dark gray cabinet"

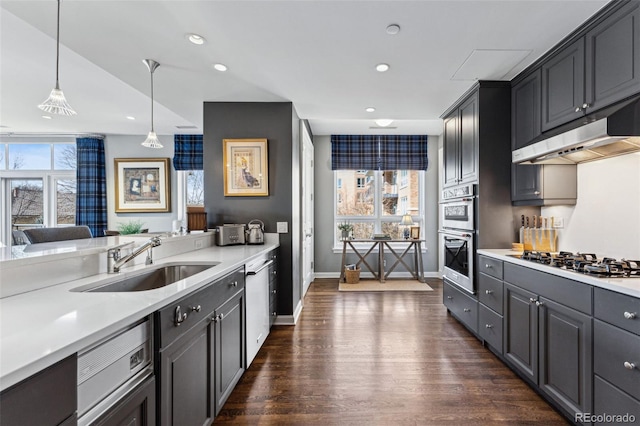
[0,354,77,426]
[156,267,245,425]
[541,38,586,131]
[93,376,156,426]
[477,255,504,354]
[442,92,478,188]
[269,249,278,327]
[512,69,542,150]
[585,0,640,112]
[504,282,538,383]
[511,164,577,206]
[443,280,478,334]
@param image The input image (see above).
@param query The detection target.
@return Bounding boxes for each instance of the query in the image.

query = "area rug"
[338,279,433,292]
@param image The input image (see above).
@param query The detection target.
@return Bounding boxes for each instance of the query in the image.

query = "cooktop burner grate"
[518,251,640,278]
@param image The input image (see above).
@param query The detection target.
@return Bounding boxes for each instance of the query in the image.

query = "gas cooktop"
[510,251,640,278]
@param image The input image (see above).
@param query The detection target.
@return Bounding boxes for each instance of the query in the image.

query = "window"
[0,142,76,245]
[177,170,204,225]
[334,169,423,243]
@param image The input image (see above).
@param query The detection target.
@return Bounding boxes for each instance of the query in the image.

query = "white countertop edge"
[477,249,640,299]
[0,241,279,391]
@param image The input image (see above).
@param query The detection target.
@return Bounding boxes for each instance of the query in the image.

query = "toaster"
[215,225,246,246]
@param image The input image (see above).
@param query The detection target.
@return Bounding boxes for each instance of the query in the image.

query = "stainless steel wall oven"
[440,184,476,294]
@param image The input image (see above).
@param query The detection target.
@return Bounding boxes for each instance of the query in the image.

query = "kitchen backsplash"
[542,152,640,259]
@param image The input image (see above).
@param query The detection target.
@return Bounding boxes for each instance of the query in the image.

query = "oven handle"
[438,230,473,239]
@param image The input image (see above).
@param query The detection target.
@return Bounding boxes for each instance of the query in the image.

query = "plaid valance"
[331,135,428,170]
[173,134,203,170]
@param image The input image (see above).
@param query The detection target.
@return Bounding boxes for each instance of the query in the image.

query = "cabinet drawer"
[594,319,640,400]
[478,273,503,314]
[478,255,503,280]
[479,304,503,353]
[593,375,640,425]
[444,280,478,333]
[594,288,640,336]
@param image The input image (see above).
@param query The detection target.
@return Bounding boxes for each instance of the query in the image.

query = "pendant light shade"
[38,0,76,116]
[141,59,163,148]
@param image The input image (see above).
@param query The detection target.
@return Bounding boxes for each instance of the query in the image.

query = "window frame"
[333,169,425,251]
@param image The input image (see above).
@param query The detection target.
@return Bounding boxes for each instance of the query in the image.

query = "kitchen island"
[0,233,279,392]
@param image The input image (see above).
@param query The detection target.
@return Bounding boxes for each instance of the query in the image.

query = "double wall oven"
[440,184,476,294]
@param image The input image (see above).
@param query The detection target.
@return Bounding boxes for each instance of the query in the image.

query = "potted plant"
[337,222,354,240]
[118,220,145,235]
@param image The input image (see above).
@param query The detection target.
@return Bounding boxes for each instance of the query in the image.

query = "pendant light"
[38,0,76,116]
[141,59,163,148]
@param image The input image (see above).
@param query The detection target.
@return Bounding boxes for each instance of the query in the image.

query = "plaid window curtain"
[331,135,428,170]
[75,137,107,237]
[173,134,203,170]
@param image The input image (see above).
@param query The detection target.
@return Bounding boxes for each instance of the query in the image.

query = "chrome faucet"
[107,236,162,273]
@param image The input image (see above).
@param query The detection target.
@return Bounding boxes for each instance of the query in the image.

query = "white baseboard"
[273,299,303,326]
[314,271,441,279]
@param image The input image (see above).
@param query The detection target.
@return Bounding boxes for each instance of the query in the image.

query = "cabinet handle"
[575,106,582,113]
[272,312,277,316]
[485,264,492,269]
[534,191,540,195]
[485,324,493,329]
[463,308,471,312]
[190,305,201,312]
[624,362,636,370]
[219,313,224,320]
[582,103,590,109]
[447,296,453,300]
[230,281,238,287]
[272,270,277,275]
[485,290,493,295]
[529,298,537,304]
[624,311,637,320]
[174,306,188,326]
[271,289,277,294]
[535,301,544,307]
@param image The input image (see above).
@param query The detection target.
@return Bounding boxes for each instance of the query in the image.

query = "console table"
[339,239,425,283]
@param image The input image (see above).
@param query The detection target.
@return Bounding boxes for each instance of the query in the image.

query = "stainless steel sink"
[71,262,220,292]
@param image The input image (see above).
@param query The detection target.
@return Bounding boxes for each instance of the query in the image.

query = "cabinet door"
[94,376,156,426]
[538,297,593,417]
[512,69,542,149]
[504,283,538,383]
[443,113,459,188]
[586,1,640,111]
[542,38,585,131]
[214,291,245,415]
[511,164,542,201]
[158,319,214,426]
[459,93,479,184]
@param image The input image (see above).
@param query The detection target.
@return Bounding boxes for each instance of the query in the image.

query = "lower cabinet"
[443,279,478,334]
[0,354,77,426]
[155,266,245,425]
[269,249,279,327]
[93,376,156,426]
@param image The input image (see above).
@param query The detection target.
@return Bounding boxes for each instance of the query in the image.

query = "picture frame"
[410,226,420,240]
[223,138,269,196]
[114,158,170,212]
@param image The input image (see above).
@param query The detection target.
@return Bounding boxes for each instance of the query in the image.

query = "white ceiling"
[0,0,608,137]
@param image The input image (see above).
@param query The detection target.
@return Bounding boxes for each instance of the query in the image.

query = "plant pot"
[341,230,350,240]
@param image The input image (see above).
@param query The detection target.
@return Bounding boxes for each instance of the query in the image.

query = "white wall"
[104,134,178,233]
[541,152,640,259]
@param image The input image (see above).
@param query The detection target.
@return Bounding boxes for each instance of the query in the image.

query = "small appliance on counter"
[215,224,246,246]
[246,219,265,245]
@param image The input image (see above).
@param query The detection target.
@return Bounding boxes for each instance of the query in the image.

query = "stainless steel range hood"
[512,98,640,165]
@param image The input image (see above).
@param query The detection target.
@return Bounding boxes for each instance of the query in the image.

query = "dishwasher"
[245,256,273,366]
[77,318,153,426]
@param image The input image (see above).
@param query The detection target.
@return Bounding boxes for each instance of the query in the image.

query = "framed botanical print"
[223,138,269,196]
[114,158,170,212]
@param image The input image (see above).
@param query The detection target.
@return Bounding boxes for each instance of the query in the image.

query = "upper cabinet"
[541,38,586,132]
[443,92,478,188]
[585,0,640,111]
[538,0,640,133]
[512,69,542,149]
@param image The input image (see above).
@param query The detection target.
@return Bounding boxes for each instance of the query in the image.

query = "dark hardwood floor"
[216,278,568,425]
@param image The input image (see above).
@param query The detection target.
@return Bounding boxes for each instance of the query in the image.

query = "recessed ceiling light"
[42,115,52,120]
[375,119,394,127]
[213,63,228,72]
[365,107,376,113]
[376,63,390,72]
[386,24,401,35]
[126,116,136,120]
[187,34,205,45]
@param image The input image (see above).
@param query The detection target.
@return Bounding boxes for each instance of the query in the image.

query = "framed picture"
[410,226,420,240]
[114,158,170,212]
[223,138,269,196]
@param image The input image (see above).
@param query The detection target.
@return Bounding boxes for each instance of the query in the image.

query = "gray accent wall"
[203,102,300,315]
[312,134,440,275]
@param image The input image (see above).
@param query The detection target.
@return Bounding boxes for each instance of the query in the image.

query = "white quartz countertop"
[0,239,279,391]
[478,249,640,298]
